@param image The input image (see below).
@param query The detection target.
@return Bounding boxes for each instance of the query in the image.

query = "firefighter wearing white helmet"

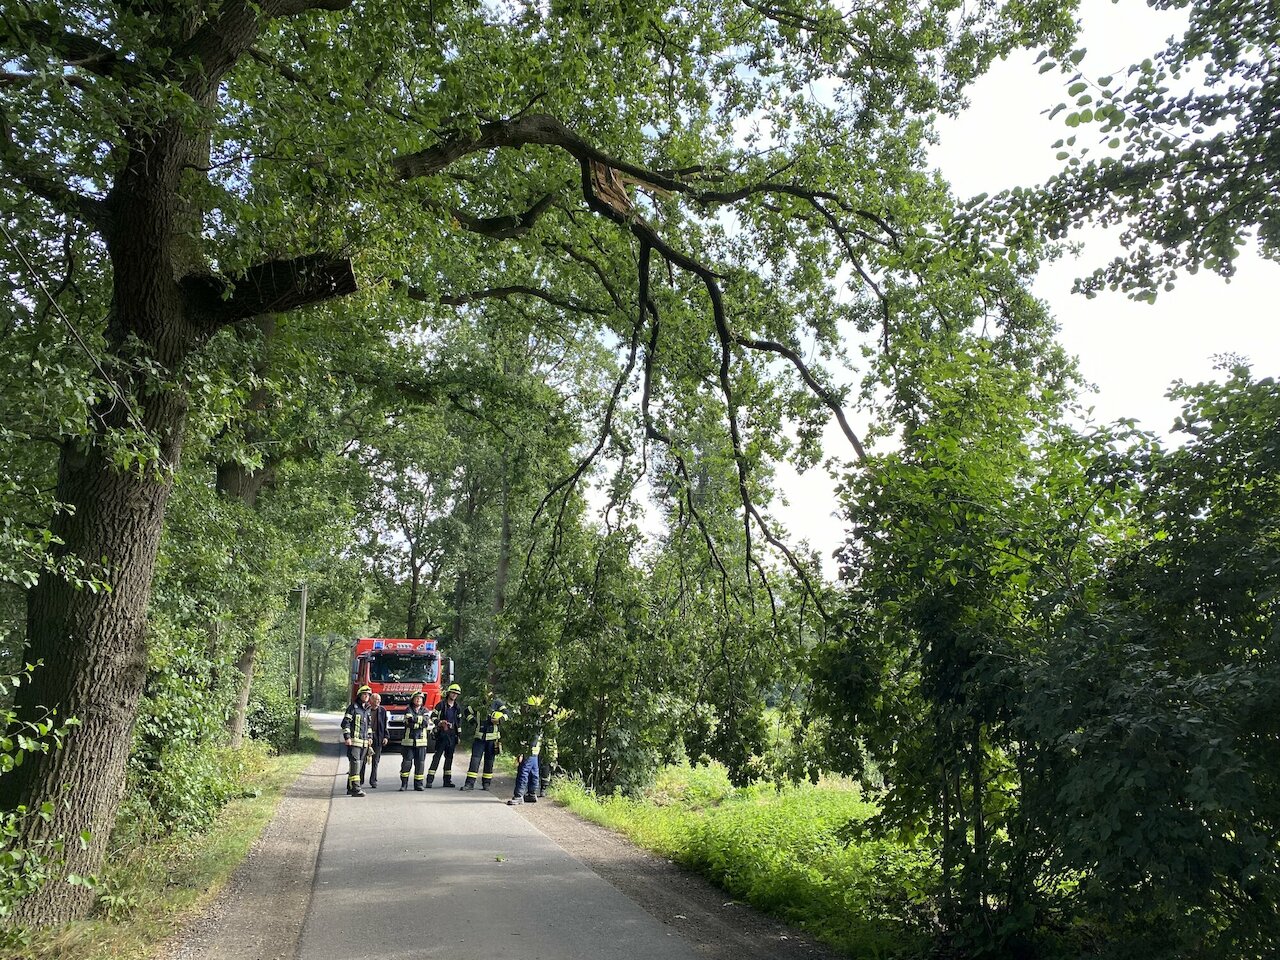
[425,683,463,788]
[399,689,432,791]
[341,685,374,797]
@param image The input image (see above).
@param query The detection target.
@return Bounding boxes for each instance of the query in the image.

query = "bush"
[119,740,271,842]
[0,667,79,920]
[246,683,296,753]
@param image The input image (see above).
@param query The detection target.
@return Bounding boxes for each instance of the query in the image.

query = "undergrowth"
[1,729,321,960]
[554,762,933,959]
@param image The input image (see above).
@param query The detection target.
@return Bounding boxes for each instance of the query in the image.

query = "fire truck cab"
[350,638,454,746]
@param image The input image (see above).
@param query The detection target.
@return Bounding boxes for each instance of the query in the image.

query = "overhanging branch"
[395,279,607,316]
[186,253,357,325]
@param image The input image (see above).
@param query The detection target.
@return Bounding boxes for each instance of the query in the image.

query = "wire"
[0,219,149,439]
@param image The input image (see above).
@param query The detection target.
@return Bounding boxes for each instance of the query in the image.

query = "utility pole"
[295,582,308,749]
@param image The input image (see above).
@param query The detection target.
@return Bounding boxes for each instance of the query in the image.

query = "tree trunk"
[406,556,422,639]
[488,466,512,688]
[228,642,257,749]
[2,390,188,924]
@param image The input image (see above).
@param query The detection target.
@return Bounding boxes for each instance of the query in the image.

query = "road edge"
[158,718,340,960]
[513,785,845,960]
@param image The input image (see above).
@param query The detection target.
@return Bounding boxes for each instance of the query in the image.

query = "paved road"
[298,714,702,960]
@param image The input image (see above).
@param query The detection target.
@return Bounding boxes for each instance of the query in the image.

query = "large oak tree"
[0,0,1073,923]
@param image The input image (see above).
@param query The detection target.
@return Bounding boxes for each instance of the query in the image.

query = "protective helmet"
[491,710,506,722]
[446,684,462,695]
[410,690,425,703]
[525,695,544,707]
[356,685,372,697]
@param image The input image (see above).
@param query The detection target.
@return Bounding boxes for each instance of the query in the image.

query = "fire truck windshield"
[369,654,438,683]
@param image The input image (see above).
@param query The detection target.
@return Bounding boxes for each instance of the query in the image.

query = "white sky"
[773,0,1280,570]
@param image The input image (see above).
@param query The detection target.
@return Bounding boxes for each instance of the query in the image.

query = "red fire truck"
[349,638,454,746]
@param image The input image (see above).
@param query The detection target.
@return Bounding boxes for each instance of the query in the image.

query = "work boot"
[414,784,424,792]
[351,786,366,797]
[525,794,537,804]
[370,781,378,788]
[399,781,408,792]
[507,797,523,806]
[481,782,490,791]
[442,778,454,788]
[461,781,475,791]
[424,776,434,788]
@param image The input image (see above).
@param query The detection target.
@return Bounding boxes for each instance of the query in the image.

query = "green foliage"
[245,685,297,754]
[1033,1,1280,297]
[556,765,932,957]
[645,761,734,810]
[0,667,78,919]
[818,353,1280,956]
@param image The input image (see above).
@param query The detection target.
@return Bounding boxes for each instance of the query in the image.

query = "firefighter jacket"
[465,706,502,744]
[435,699,463,744]
[514,699,565,757]
[341,702,373,746]
[402,706,433,747]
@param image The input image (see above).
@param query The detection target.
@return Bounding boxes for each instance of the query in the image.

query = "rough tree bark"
[228,642,257,749]
[488,464,512,689]
[1,37,353,917]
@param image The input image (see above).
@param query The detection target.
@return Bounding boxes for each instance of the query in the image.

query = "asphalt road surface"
[297,714,703,960]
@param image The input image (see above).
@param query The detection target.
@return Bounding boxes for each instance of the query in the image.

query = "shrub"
[246,683,296,752]
[0,666,79,920]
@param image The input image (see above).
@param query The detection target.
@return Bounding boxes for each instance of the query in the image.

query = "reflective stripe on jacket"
[402,706,432,747]
[465,706,501,743]
[341,702,373,746]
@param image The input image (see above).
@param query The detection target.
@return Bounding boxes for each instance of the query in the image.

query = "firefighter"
[360,692,390,788]
[425,683,463,788]
[507,696,568,805]
[460,699,505,791]
[341,685,374,797]
[399,690,432,791]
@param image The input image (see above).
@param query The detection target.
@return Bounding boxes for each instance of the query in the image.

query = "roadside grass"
[553,763,933,959]
[2,729,324,960]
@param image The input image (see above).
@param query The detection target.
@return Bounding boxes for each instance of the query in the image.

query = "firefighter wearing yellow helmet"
[425,683,464,788]
[461,698,505,791]
[341,685,374,797]
[399,689,432,791]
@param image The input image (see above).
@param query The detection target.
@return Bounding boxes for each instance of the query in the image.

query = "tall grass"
[555,762,932,959]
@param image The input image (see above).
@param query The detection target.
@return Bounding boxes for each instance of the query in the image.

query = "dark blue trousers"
[514,754,540,798]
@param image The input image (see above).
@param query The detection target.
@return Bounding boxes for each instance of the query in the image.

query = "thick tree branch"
[273,0,355,14]
[4,18,138,82]
[449,190,560,239]
[733,335,866,461]
[185,253,356,325]
[174,0,349,94]
[393,115,690,194]
[395,279,607,316]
